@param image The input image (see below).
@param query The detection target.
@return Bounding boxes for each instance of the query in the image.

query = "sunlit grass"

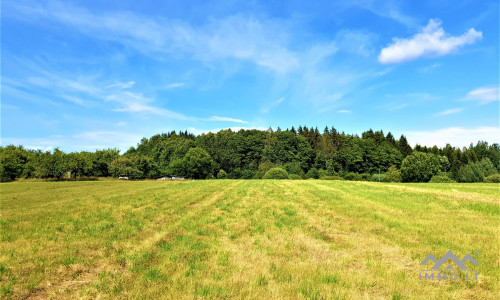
[0,180,498,299]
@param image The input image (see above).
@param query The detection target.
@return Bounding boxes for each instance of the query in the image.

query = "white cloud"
[418,63,442,73]
[187,126,268,136]
[465,86,499,104]
[379,19,482,64]
[433,108,463,117]
[335,29,377,56]
[106,81,135,89]
[260,97,285,114]
[406,127,500,147]
[164,83,185,89]
[107,92,192,120]
[337,110,351,113]
[352,0,417,27]
[60,95,86,106]
[206,116,248,123]
[8,2,300,73]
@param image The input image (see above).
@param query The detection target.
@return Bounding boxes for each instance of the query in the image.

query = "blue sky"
[1,0,499,152]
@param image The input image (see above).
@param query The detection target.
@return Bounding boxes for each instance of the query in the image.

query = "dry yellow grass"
[0,180,498,299]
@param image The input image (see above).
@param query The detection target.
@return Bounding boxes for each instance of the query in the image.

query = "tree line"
[1,126,499,183]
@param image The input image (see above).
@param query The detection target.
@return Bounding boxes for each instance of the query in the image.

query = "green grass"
[0,179,498,299]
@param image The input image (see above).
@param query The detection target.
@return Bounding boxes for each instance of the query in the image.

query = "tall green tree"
[400,152,441,182]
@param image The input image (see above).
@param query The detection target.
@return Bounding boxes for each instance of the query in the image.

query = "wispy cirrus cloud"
[418,63,442,73]
[433,108,463,117]
[260,97,284,114]
[4,0,392,116]
[379,19,482,64]
[205,116,248,123]
[351,0,417,27]
[465,86,499,104]
[6,1,300,74]
[106,92,192,120]
[106,81,135,89]
[164,83,185,89]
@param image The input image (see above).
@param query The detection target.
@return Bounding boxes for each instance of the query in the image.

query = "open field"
[0,180,499,299]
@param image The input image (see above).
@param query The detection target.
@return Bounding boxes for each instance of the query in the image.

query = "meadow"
[0,180,498,299]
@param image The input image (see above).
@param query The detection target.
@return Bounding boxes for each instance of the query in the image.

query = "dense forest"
[1,126,499,183]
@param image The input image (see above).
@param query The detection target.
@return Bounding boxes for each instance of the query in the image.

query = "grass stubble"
[0,180,498,299]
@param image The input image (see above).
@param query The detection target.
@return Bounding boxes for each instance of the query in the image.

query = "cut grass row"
[0,180,498,299]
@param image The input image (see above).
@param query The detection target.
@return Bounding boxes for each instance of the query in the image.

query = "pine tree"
[397,135,412,157]
[386,132,396,145]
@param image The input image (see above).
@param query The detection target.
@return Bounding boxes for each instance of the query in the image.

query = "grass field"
[0,180,499,299]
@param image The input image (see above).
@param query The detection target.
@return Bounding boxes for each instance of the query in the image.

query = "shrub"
[253,170,265,179]
[429,174,456,183]
[318,169,329,178]
[385,165,402,182]
[168,147,214,179]
[288,174,302,180]
[262,168,289,179]
[372,173,386,182]
[343,172,362,181]
[306,168,320,179]
[456,158,497,183]
[240,170,255,179]
[284,162,302,175]
[320,175,344,180]
[228,168,242,179]
[483,174,500,183]
[360,173,372,181]
[109,157,143,179]
[217,169,227,179]
[400,152,441,182]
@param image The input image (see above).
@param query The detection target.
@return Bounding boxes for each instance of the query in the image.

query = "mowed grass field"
[0,180,499,299]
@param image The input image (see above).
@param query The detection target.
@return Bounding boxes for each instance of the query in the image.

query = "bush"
[288,174,302,180]
[385,166,402,182]
[320,175,344,180]
[429,174,456,183]
[229,168,242,179]
[400,152,441,182]
[483,174,500,183]
[284,162,302,175]
[240,169,255,179]
[217,169,227,179]
[456,158,497,183]
[109,157,143,179]
[167,147,214,179]
[263,168,289,179]
[343,172,362,181]
[318,169,329,178]
[306,168,320,179]
[360,173,372,181]
[372,173,386,182]
[253,170,265,179]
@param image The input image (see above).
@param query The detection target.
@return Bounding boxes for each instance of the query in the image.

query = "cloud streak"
[433,108,463,117]
[206,116,248,123]
[379,19,482,64]
[261,97,284,114]
[465,86,499,104]
[7,1,301,73]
